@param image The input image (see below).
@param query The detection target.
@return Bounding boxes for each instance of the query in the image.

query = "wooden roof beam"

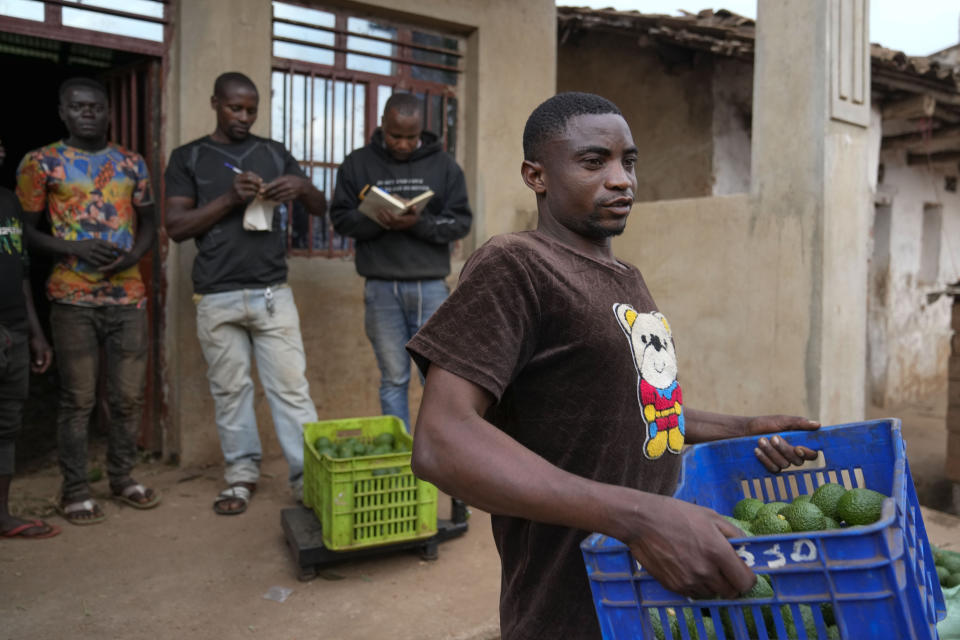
[882,122,960,149]
[882,94,936,120]
[906,150,960,166]
[935,106,960,123]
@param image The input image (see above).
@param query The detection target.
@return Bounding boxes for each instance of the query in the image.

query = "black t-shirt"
[0,187,28,337]
[164,135,305,293]
[407,231,685,640]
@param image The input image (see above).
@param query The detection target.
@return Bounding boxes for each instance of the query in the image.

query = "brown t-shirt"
[407,231,685,640]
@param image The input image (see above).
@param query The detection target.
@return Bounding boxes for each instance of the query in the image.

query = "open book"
[358,185,434,227]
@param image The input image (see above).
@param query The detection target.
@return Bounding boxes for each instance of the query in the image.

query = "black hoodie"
[330,128,472,280]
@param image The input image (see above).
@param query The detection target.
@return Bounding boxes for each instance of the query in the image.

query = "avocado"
[720,604,765,639]
[821,601,835,626]
[836,488,886,526]
[647,609,663,640]
[373,432,395,447]
[733,497,765,522]
[783,501,826,532]
[316,446,335,459]
[669,608,717,640]
[754,501,790,521]
[941,553,960,574]
[752,511,792,536]
[810,483,847,520]
[741,574,774,599]
[722,516,753,537]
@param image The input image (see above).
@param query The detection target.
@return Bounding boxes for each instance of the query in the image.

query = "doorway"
[0,33,163,470]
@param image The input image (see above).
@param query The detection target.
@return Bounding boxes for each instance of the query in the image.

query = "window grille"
[271,1,461,257]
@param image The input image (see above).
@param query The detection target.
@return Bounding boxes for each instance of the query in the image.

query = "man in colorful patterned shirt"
[16,77,160,525]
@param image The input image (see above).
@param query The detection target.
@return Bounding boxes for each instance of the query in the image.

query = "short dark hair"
[59,77,108,104]
[214,72,258,98]
[522,92,622,161]
[383,92,422,118]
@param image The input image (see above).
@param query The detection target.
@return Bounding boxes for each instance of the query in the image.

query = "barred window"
[271,1,462,257]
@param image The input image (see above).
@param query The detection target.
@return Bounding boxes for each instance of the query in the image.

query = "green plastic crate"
[303,416,438,551]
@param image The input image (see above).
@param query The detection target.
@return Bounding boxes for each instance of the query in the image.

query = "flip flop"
[58,499,106,526]
[112,482,161,510]
[1,519,62,539]
[213,483,255,515]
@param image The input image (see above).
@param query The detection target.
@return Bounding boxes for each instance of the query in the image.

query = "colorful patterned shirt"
[16,141,153,306]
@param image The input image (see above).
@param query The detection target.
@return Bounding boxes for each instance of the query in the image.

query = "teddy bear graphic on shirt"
[613,304,684,460]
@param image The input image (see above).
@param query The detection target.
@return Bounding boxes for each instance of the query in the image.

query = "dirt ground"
[3,391,960,640]
[0,453,502,640]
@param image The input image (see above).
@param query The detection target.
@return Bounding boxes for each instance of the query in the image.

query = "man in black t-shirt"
[0,138,56,539]
[407,93,821,640]
[164,72,326,516]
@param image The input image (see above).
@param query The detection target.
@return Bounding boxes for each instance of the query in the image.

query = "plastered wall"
[610,0,871,425]
[558,30,716,203]
[870,147,959,407]
[161,0,556,466]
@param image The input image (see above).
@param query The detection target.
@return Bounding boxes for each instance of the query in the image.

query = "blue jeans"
[50,303,147,501]
[195,285,317,489]
[364,278,448,430]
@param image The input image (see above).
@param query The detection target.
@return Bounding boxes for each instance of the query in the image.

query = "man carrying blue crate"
[407,92,821,640]
[164,72,327,516]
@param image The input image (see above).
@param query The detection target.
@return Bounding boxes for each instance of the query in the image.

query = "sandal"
[112,481,161,510]
[1,519,62,539]
[213,483,255,515]
[58,499,106,526]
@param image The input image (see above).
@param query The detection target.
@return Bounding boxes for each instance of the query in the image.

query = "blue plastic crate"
[581,419,947,639]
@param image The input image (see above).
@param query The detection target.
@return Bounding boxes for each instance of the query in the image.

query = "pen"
[224,162,242,174]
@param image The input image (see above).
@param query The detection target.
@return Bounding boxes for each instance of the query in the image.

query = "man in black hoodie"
[331,93,472,431]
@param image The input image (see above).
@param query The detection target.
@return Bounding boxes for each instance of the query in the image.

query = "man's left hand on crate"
[748,415,821,473]
[683,409,821,473]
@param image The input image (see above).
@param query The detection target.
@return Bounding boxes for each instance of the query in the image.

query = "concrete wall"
[162,0,556,465]
[606,0,872,425]
[560,17,949,417]
[869,145,960,407]
[558,30,715,203]
[711,57,753,196]
[614,194,813,415]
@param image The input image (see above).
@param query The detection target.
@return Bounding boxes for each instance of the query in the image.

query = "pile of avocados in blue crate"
[582,419,951,639]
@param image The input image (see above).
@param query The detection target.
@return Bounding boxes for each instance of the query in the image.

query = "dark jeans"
[0,328,29,476]
[50,303,147,501]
